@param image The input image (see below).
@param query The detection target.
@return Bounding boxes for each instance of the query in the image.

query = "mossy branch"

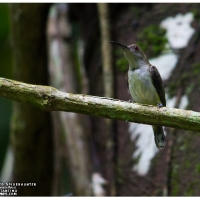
[0,77,200,132]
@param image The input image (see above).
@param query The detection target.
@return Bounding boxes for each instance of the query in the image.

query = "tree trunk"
[47,3,92,196]
[9,3,53,196]
[98,3,116,195]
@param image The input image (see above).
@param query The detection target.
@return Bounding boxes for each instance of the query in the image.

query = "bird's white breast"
[128,68,160,106]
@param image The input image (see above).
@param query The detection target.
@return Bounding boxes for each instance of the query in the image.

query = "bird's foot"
[157,102,163,108]
[128,99,135,103]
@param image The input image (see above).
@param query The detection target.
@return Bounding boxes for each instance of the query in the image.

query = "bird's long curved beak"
[110,41,129,50]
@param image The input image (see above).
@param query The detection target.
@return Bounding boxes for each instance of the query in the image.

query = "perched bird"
[110,41,166,149]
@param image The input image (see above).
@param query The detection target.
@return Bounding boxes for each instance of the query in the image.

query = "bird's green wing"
[150,66,166,107]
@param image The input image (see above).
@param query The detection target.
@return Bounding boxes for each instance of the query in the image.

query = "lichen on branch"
[0,77,200,132]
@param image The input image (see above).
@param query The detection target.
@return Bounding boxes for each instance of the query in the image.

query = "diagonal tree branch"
[0,77,200,132]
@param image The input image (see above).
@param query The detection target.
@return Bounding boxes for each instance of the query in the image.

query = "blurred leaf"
[137,24,167,58]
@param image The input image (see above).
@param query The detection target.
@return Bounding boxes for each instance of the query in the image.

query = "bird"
[110,41,166,149]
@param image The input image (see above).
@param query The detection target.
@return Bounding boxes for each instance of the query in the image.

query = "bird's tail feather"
[152,125,166,149]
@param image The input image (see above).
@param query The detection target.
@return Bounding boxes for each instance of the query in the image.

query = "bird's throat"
[128,58,150,71]
[124,51,149,71]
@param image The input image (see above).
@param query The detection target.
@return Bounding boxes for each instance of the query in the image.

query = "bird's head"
[110,41,149,69]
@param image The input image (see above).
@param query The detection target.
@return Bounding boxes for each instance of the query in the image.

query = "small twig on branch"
[0,77,200,132]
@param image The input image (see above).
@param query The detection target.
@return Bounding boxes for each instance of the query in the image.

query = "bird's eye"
[134,45,139,51]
